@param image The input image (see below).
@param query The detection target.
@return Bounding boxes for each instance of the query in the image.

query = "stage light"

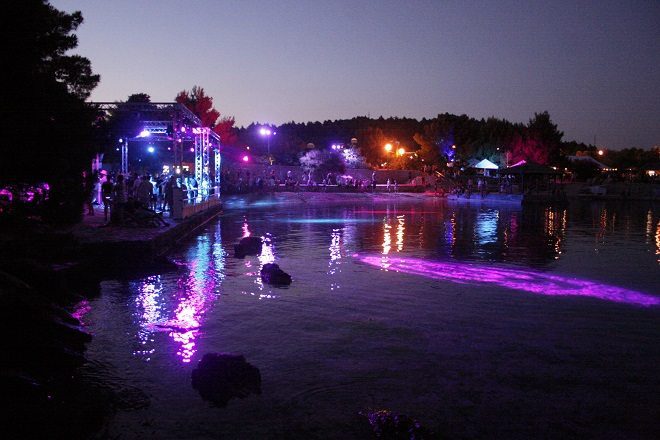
[138,129,150,138]
[190,148,194,152]
[242,155,249,162]
[147,146,155,153]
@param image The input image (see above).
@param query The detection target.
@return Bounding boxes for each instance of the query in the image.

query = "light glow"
[357,255,660,307]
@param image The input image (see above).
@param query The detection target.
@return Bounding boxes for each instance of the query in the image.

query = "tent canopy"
[473,158,499,170]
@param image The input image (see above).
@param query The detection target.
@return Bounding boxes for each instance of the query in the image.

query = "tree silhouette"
[2,1,100,223]
[175,86,220,128]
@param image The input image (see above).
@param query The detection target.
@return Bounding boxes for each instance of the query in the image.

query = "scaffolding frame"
[92,102,221,186]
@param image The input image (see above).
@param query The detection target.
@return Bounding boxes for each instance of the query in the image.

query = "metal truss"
[91,102,221,179]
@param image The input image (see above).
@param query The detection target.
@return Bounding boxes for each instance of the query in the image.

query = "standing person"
[112,174,127,224]
[93,172,102,205]
[137,174,153,207]
[101,174,114,222]
[386,178,391,192]
[165,176,175,211]
[159,176,168,211]
[393,179,398,193]
[83,170,95,215]
[149,174,158,210]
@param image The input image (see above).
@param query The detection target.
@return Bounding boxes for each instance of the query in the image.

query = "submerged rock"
[359,409,435,439]
[260,263,292,286]
[233,236,263,258]
[191,353,261,407]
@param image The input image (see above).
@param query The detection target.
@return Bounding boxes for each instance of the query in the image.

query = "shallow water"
[76,198,660,439]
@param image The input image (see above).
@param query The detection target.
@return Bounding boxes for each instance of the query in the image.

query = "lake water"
[76,197,660,439]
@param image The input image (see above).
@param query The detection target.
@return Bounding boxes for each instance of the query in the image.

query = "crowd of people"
[84,171,215,225]
[220,169,387,194]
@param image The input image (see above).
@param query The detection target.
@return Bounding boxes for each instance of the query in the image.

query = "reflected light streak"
[328,228,343,289]
[476,210,498,245]
[382,223,392,255]
[396,215,405,252]
[353,210,439,214]
[358,255,659,307]
[255,236,277,295]
[656,219,660,264]
[277,218,377,224]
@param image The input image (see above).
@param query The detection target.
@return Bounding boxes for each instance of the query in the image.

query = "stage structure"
[92,102,221,187]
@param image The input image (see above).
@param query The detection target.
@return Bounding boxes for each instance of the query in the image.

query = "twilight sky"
[51,0,659,149]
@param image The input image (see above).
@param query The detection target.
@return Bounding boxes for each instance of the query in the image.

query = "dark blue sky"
[52,0,659,149]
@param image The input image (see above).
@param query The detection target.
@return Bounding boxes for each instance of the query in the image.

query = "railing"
[173,186,222,219]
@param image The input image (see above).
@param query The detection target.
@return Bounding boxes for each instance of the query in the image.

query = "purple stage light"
[357,255,659,307]
[242,155,249,162]
[147,146,155,153]
[138,129,151,138]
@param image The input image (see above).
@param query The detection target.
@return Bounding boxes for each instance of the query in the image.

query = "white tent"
[473,159,499,170]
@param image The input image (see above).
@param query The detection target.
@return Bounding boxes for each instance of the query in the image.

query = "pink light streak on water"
[71,299,91,324]
[358,255,659,307]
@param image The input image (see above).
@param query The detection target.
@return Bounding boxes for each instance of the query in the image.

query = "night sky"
[51,0,659,150]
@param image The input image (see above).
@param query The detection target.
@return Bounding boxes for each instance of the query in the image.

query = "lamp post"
[259,127,273,157]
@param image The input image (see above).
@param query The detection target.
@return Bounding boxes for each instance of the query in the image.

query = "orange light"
[384,143,393,152]
[397,148,405,156]
[598,150,604,156]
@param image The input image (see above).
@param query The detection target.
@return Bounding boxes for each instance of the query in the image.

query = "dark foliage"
[235,112,567,169]
[2,1,99,224]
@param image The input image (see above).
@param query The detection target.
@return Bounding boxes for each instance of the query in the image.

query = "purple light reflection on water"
[132,238,222,364]
[358,255,659,307]
[71,299,91,324]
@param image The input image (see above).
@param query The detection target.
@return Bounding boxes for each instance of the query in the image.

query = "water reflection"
[396,215,405,252]
[132,229,224,363]
[328,228,343,290]
[359,255,659,307]
[112,200,658,365]
[646,209,660,264]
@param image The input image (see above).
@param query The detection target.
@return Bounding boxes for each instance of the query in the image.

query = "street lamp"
[259,127,273,156]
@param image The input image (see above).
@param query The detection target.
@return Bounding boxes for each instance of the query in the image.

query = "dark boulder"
[191,353,261,407]
[260,263,292,286]
[233,236,263,258]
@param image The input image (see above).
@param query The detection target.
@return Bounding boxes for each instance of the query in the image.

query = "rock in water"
[191,353,261,407]
[260,263,292,286]
[359,409,434,439]
[233,236,263,258]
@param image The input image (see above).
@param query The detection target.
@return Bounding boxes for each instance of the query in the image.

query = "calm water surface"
[77,198,660,439]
